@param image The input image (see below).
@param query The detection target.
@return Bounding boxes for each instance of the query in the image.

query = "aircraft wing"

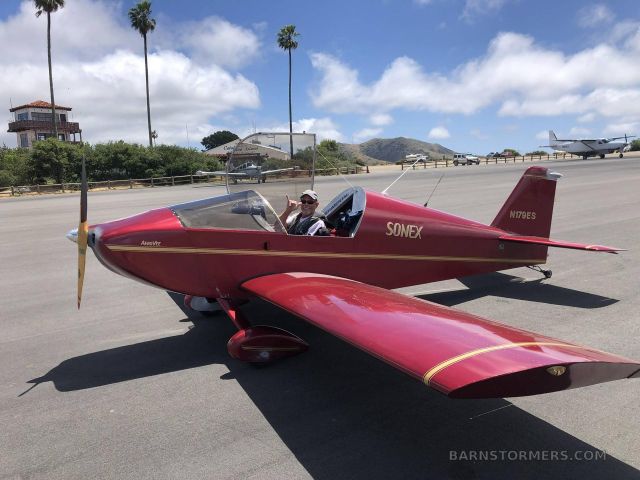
[261,167,295,175]
[499,234,624,253]
[242,273,639,398]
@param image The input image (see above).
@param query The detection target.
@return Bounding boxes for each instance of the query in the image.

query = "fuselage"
[556,140,626,157]
[88,190,547,299]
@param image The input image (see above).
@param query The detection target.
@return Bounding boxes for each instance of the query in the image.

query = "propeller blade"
[77,155,88,309]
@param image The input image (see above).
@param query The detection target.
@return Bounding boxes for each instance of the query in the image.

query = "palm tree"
[34,0,65,140]
[128,1,156,148]
[277,25,299,157]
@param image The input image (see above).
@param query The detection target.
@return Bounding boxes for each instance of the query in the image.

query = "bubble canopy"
[171,190,285,233]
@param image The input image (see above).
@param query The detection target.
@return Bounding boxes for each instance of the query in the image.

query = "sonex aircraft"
[543,130,635,159]
[69,132,639,399]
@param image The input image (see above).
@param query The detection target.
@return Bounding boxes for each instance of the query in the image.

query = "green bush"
[0,147,31,186]
[0,140,224,186]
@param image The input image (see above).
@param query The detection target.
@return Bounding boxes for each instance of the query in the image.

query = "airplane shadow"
[24,293,638,479]
[417,272,618,309]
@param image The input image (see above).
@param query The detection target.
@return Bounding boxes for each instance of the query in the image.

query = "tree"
[201,130,239,151]
[629,139,640,151]
[129,1,156,148]
[30,138,78,184]
[277,25,299,158]
[34,0,65,139]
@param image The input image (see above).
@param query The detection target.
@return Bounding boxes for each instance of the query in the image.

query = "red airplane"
[70,132,639,399]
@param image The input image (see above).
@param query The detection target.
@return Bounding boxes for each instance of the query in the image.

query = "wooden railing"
[0,166,368,197]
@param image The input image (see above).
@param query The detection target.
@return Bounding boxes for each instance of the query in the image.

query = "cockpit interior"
[170,187,366,237]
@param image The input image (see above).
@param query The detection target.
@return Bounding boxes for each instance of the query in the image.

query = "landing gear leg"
[217,298,308,363]
[527,265,552,279]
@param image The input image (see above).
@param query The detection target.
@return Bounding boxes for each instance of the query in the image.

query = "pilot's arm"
[279,194,299,228]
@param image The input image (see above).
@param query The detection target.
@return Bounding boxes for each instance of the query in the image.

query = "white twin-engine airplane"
[543,130,634,159]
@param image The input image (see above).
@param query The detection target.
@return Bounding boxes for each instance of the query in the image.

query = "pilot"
[279,190,326,235]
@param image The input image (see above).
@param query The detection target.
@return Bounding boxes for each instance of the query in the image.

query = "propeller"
[77,155,88,309]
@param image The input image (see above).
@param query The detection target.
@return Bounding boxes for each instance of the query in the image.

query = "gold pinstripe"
[422,342,581,385]
[105,244,545,264]
[240,346,303,352]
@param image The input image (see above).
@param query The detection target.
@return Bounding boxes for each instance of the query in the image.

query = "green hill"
[339,137,455,164]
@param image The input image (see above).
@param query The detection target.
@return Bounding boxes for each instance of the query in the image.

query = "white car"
[453,154,479,166]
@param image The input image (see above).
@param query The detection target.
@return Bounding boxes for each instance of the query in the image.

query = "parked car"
[453,153,479,166]
[405,153,431,163]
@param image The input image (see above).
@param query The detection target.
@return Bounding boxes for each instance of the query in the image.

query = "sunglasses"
[299,199,316,205]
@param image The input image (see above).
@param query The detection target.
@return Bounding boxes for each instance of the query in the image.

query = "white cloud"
[577,4,614,29]
[414,0,434,5]
[577,112,596,123]
[0,0,136,63]
[428,126,450,139]
[461,0,508,23]
[603,122,639,136]
[569,127,591,136]
[252,117,344,142]
[0,0,261,147]
[535,130,549,140]
[353,128,383,143]
[175,16,261,69]
[369,113,393,126]
[310,31,640,121]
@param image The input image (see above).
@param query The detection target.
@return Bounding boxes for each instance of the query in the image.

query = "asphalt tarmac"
[1,156,639,479]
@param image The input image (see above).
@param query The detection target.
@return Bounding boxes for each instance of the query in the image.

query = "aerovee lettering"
[140,240,161,246]
[386,222,423,239]
[509,210,537,220]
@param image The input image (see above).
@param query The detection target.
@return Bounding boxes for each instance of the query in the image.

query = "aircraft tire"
[619,153,624,158]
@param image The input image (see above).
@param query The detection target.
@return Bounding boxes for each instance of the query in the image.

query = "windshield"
[170,190,285,233]
[227,132,316,209]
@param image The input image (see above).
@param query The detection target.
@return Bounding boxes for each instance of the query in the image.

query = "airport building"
[8,100,82,148]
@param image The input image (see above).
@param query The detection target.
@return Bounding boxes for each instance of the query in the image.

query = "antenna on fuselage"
[381,157,422,195]
[424,173,444,207]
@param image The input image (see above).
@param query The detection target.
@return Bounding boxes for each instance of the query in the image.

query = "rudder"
[491,166,561,237]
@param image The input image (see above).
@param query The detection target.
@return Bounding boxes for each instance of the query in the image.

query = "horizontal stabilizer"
[243,273,639,398]
[499,234,624,253]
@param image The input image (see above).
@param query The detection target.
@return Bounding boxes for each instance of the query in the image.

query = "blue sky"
[1,0,639,154]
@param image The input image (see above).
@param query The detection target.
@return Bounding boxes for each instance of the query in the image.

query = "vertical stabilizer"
[491,166,562,238]
[549,130,559,147]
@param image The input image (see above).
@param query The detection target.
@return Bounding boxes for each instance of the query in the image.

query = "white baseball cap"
[300,189,318,201]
